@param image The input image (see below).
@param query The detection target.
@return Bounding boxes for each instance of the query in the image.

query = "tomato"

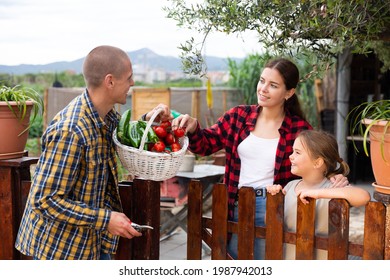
[147,143,155,151]
[164,133,175,145]
[153,126,167,139]
[152,141,165,152]
[173,127,185,138]
[171,142,181,152]
[160,121,172,132]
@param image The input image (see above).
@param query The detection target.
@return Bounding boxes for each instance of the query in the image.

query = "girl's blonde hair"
[297,130,350,178]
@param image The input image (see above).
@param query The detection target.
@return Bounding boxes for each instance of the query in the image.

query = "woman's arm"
[298,186,371,207]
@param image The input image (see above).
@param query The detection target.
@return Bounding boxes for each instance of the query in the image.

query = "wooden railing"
[187,180,389,260]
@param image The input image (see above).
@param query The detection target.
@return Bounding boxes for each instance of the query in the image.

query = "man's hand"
[107,212,142,239]
[145,104,172,123]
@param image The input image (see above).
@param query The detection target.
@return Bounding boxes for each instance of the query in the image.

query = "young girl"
[266,130,371,260]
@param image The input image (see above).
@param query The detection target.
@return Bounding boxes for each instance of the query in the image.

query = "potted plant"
[0,85,44,160]
[347,99,390,194]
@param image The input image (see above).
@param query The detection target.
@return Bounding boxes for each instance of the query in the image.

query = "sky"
[0,0,263,66]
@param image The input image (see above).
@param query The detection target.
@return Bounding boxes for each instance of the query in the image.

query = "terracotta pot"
[0,101,33,160]
[364,119,390,190]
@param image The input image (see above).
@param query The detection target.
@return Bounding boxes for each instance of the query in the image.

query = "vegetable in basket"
[128,121,144,148]
[117,109,131,143]
[116,110,185,153]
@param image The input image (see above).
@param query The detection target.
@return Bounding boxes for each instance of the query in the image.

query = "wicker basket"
[113,108,189,181]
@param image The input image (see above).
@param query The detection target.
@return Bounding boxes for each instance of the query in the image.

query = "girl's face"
[289,137,316,177]
[256,67,294,108]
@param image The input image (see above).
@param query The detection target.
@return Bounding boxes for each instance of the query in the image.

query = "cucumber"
[117,109,131,142]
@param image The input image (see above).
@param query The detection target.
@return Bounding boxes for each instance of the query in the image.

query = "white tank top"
[238,132,279,188]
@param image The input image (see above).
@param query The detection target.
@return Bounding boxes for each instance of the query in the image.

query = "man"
[15,45,170,260]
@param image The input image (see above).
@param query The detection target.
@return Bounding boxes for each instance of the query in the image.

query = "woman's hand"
[171,114,198,134]
[329,174,349,188]
[266,184,285,196]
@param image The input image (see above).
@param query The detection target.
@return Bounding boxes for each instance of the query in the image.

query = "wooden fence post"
[116,179,160,260]
[295,198,316,259]
[328,199,350,260]
[191,90,200,120]
[211,183,228,260]
[131,179,160,260]
[364,196,387,259]
[187,180,203,260]
[265,192,284,259]
[373,192,390,260]
[237,187,255,259]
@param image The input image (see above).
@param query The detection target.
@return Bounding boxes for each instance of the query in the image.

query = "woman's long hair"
[265,58,306,121]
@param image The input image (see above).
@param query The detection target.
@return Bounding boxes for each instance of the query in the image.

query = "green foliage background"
[165,0,390,77]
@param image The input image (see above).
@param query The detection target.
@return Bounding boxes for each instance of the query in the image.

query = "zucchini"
[117,109,131,141]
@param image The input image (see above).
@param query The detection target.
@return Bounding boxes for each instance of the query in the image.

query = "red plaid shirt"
[187,105,312,219]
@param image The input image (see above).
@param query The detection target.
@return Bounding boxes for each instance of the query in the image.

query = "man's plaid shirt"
[15,90,122,259]
[187,105,312,219]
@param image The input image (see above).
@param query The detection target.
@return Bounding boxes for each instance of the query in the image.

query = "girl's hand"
[266,184,285,196]
[329,174,349,188]
[298,189,321,204]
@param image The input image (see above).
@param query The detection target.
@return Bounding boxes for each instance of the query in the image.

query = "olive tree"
[164,0,390,77]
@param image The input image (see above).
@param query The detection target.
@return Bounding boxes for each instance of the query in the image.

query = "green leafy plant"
[347,99,390,158]
[0,85,44,134]
[165,0,390,77]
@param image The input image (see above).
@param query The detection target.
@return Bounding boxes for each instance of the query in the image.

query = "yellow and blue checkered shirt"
[15,90,123,259]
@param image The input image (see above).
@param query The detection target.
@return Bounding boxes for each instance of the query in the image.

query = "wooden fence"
[187,180,389,260]
[1,171,161,260]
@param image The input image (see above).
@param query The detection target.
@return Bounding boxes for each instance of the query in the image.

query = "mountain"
[0,48,241,75]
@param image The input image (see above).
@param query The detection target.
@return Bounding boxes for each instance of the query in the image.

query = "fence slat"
[363,201,386,260]
[187,180,203,260]
[296,198,316,259]
[328,199,349,260]
[211,183,228,260]
[132,179,160,260]
[265,192,284,259]
[237,187,255,259]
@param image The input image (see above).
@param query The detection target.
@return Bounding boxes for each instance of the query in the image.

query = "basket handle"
[138,107,164,151]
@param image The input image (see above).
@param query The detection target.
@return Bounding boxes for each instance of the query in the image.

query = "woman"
[172,58,347,259]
